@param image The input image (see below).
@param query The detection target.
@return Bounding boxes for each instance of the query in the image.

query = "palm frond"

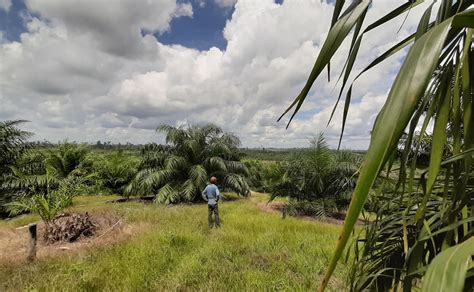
[188,164,207,189]
[279,2,474,290]
[156,183,180,204]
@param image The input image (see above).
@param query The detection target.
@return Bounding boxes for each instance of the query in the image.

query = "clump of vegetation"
[268,134,361,220]
[126,124,250,203]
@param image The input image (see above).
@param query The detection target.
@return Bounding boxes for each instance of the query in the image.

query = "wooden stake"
[27,223,37,262]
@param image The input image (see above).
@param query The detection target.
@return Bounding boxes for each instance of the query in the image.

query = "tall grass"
[0,194,348,291]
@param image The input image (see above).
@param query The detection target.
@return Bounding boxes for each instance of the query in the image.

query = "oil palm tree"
[244,160,286,193]
[270,134,361,217]
[126,124,250,203]
[5,142,94,204]
[0,120,32,216]
[5,163,90,240]
[93,150,139,195]
[280,1,474,291]
[46,142,91,179]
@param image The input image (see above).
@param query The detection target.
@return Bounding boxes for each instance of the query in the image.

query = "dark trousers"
[208,204,220,228]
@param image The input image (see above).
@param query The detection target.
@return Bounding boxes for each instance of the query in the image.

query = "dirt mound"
[45,213,97,243]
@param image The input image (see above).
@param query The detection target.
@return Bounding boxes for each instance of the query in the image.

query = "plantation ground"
[0,193,348,291]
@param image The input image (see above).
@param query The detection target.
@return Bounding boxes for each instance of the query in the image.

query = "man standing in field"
[202,176,221,228]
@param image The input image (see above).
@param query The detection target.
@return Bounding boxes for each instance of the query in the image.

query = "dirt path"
[253,194,369,225]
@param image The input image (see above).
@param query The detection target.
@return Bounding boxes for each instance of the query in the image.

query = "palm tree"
[270,134,362,217]
[0,120,32,216]
[46,142,91,179]
[5,167,76,224]
[4,142,94,204]
[126,124,250,203]
[5,164,91,240]
[93,150,139,195]
[280,1,474,291]
[244,160,286,193]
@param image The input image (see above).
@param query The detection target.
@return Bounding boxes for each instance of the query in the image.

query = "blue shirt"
[202,184,220,205]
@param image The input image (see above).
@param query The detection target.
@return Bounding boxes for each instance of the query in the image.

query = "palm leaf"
[278,0,370,127]
[422,237,474,292]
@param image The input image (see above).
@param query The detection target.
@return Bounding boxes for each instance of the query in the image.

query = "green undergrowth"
[0,193,348,291]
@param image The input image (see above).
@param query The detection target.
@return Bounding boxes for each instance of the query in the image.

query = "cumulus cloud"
[0,0,435,148]
[0,0,11,12]
[214,0,237,8]
[25,0,192,57]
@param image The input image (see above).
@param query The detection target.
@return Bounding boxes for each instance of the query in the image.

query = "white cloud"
[214,0,237,9]
[0,31,5,44]
[1,0,435,148]
[25,0,192,57]
[175,2,194,17]
[0,0,11,12]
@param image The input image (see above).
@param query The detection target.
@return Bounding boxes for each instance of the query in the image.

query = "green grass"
[0,193,348,291]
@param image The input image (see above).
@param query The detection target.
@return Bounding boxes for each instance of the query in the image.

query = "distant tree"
[126,124,250,203]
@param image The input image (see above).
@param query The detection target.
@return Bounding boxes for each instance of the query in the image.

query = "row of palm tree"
[0,120,137,219]
[1,122,251,215]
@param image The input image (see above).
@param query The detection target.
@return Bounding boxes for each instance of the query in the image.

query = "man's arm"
[216,188,221,202]
[202,186,208,202]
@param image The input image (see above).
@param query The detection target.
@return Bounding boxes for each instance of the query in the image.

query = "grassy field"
[0,193,348,291]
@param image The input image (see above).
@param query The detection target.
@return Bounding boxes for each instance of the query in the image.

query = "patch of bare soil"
[257,201,286,214]
[106,196,155,204]
[0,211,150,265]
[257,202,369,225]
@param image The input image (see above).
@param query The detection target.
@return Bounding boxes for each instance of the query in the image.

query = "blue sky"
[0,0,29,42]
[157,0,284,50]
[0,0,430,148]
[158,0,234,50]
